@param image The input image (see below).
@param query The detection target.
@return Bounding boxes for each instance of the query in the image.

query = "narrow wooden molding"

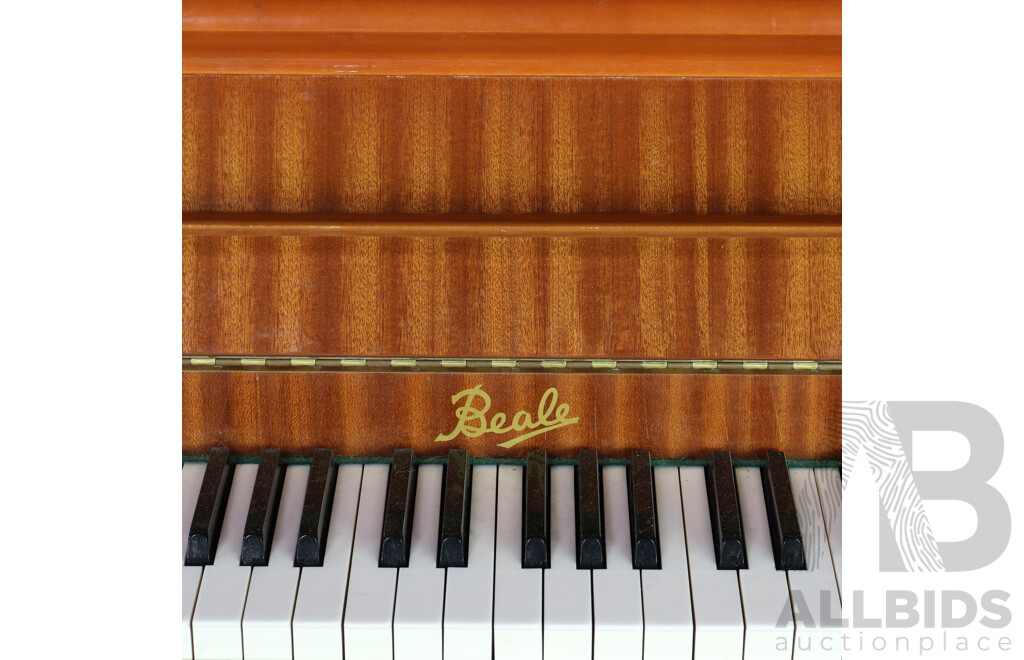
[183,33,840,78]
[184,0,841,36]
[182,0,841,77]
[183,213,841,239]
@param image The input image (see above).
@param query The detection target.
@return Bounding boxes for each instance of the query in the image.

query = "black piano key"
[522,450,550,569]
[762,450,806,570]
[186,447,233,566]
[628,450,660,570]
[294,448,337,567]
[437,449,471,568]
[379,449,417,568]
[706,450,747,570]
[241,449,284,566]
[575,449,605,569]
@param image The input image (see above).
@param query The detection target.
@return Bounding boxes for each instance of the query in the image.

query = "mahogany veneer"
[183,230,841,360]
[183,371,841,459]
[184,76,841,216]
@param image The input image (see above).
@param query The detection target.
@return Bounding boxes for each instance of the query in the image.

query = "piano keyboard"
[182,449,842,660]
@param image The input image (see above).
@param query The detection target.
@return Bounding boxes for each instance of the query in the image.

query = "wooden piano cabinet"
[182,370,840,460]
[181,1,842,462]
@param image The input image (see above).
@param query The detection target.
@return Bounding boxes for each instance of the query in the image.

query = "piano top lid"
[183,0,842,77]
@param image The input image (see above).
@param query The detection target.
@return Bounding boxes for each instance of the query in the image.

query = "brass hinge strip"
[183,356,840,374]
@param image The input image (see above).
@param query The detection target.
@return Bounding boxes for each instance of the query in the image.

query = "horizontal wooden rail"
[183,33,840,78]
[183,0,840,77]
[184,0,840,36]
[183,213,841,239]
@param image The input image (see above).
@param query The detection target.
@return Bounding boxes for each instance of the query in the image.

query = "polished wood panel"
[182,371,841,460]
[183,76,841,215]
[182,233,841,360]
[183,0,840,77]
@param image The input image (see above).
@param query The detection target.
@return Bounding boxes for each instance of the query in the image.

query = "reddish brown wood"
[182,370,841,460]
[184,34,840,78]
[181,2,843,461]
[184,0,840,35]
[182,233,841,360]
[183,76,842,215]
[183,213,841,239]
[183,0,840,77]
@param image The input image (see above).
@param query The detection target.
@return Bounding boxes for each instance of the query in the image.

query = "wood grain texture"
[182,371,841,459]
[183,0,840,77]
[182,233,841,360]
[184,0,841,35]
[183,34,840,78]
[183,76,841,215]
[182,213,841,238]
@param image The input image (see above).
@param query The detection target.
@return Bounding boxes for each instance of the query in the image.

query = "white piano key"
[293,464,363,660]
[592,466,643,660]
[444,465,497,660]
[192,464,257,660]
[493,465,543,660]
[394,465,445,660]
[736,467,794,660]
[241,465,306,660]
[343,464,396,660]
[182,464,205,660]
[815,467,842,598]
[680,466,744,660]
[641,467,694,660]
[544,465,592,660]
[789,468,842,659]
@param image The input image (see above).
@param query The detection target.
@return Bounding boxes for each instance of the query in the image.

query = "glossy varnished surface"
[184,0,840,35]
[182,371,841,459]
[184,34,840,78]
[183,0,840,77]
[183,213,841,239]
[183,233,841,360]
[183,76,841,215]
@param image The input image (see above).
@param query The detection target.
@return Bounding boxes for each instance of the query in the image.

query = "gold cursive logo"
[434,385,580,449]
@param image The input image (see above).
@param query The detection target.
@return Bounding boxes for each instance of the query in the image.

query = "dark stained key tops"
[294,448,337,567]
[706,450,747,570]
[628,450,660,570]
[522,450,550,569]
[186,447,233,566]
[438,449,471,568]
[380,449,417,568]
[575,449,606,569]
[762,450,806,570]
[241,449,284,566]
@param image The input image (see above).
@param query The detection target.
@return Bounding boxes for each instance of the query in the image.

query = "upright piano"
[182,1,842,658]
